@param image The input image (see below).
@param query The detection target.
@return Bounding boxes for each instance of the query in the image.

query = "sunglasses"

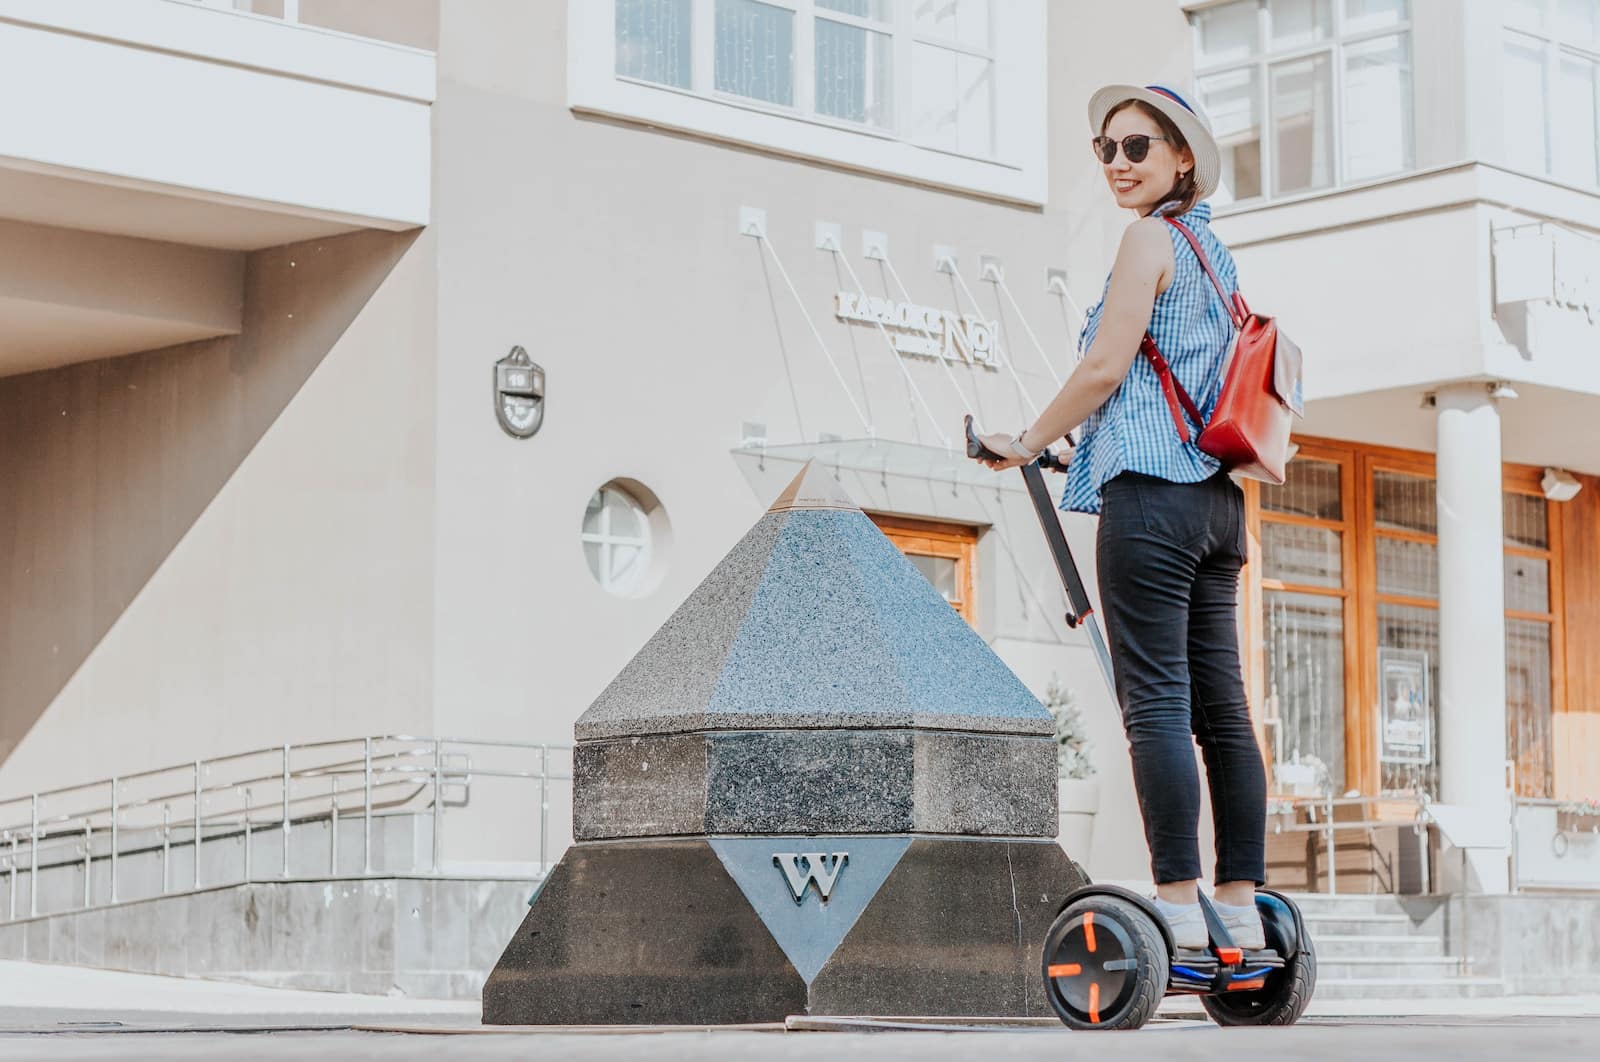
[1092,134,1171,165]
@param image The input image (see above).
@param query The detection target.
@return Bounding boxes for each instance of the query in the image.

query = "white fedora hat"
[1088,83,1221,203]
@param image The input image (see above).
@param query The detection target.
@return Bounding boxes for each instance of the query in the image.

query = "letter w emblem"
[772,852,848,904]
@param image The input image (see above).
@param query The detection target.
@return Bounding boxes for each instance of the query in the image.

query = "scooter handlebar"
[963,415,1070,473]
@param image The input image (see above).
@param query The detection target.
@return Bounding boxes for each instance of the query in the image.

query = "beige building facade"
[2,0,1600,895]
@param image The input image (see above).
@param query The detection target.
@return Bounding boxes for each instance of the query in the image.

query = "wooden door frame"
[869,514,979,624]
[1247,435,1568,800]
[1244,439,1360,796]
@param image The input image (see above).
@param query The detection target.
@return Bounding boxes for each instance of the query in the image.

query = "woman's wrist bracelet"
[1006,430,1043,460]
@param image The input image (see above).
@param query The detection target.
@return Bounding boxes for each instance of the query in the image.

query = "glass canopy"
[731,436,1037,492]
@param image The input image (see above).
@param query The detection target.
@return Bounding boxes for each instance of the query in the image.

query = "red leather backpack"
[1138,219,1304,484]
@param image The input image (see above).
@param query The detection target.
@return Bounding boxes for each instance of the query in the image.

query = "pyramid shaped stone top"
[766,459,860,514]
[575,463,1052,741]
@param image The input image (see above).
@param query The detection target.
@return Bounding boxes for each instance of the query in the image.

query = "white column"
[1433,383,1509,892]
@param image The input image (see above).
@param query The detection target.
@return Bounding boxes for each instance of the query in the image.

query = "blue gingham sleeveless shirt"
[1062,201,1239,514]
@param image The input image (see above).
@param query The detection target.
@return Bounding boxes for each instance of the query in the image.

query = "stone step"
[1309,934,1447,958]
[1281,893,1411,916]
[1311,977,1507,1001]
[1302,914,1419,936]
[1317,956,1467,980]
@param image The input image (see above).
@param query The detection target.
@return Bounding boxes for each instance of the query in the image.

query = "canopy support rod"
[749,230,874,436]
[992,272,1064,390]
[825,238,951,450]
[937,253,1042,421]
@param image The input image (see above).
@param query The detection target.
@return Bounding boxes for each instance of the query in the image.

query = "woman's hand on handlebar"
[976,432,1036,471]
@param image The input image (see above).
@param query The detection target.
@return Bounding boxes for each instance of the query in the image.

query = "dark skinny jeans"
[1095,470,1266,886]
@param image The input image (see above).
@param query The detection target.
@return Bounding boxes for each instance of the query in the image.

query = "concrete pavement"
[0,960,478,1029]
[4,1021,1600,1062]
[2,959,1599,1060]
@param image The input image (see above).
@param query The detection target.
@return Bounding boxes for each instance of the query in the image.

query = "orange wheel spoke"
[1083,911,1097,954]
[1088,981,1101,1024]
[1047,963,1082,978]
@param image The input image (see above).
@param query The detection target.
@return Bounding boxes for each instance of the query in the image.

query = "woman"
[978,84,1266,951]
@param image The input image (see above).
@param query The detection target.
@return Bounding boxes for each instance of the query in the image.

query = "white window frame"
[1500,0,1600,188]
[582,486,654,597]
[1190,0,1416,205]
[570,0,1046,204]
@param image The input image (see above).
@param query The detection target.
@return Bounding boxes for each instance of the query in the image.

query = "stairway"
[1290,893,1506,1000]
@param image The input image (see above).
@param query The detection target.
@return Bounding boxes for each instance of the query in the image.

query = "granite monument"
[482,462,1088,1023]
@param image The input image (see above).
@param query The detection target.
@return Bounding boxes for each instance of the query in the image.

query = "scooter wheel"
[1201,906,1317,1027]
[1042,895,1168,1030]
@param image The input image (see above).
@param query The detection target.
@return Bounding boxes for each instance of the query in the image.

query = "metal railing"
[1267,792,1434,895]
[1510,795,1600,893]
[0,736,572,923]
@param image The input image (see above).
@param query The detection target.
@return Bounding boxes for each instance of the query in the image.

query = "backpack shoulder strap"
[1165,219,1246,329]
[1140,333,1207,443]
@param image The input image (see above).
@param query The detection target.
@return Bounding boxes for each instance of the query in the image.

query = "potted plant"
[1555,798,1600,835]
[1046,675,1099,858]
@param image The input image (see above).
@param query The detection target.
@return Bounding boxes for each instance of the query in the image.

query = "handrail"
[1266,792,1434,895]
[0,736,573,922]
[1,748,433,821]
[0,740,563,818]
[0,734,459,802]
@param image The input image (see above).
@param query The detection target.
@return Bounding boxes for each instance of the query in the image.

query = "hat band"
[1145,85,1197,115]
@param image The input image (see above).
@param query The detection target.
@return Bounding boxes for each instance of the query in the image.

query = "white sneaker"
[1151,898,1207,950]
[1152,898,1267,950]
[1216,901,1266,950]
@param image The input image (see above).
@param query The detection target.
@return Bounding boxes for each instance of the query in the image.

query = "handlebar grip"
[966,414,1072,473]
[963,415,1004,462]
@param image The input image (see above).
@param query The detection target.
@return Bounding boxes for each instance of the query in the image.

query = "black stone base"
[573,729,1057,840]
[482,836,1088,1025]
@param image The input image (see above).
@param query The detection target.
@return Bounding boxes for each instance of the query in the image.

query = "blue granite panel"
[705,510,1050,734]
[577,474,1052,742]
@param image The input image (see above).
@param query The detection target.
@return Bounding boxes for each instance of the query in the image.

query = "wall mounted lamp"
[1542,467,1582,502]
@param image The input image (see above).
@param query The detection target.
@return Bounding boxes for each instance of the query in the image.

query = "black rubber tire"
[1201,932,1318,1027]
[1042,895,1169,1031]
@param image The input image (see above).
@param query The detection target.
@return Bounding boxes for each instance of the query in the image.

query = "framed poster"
[1379,647,1433,765]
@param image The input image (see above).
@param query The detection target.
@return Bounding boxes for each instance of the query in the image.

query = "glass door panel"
[1264,590,1347,795]
[1376,602,1439,796]
[1507,617,1555,798]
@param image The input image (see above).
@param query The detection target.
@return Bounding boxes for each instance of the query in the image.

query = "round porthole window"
[581,479,669,598]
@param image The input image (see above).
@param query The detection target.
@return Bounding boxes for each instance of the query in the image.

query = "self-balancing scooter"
[964,415,1316,1031]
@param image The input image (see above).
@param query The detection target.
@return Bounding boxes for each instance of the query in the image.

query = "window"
[1504,0,1600,187]
[614,0,989,142]
[716,0,796,106]
[1258,452,1353,796]
[617,0,693,88]
[582,481,670,598]
[1504,488,1559,798]
[1193,0,1414,205]
[870,515,977,623]
[1247,441,1571,802]
[816,0,895,129]
[572,1,1045,203]
[908,0,995,156]
[1369,465,1440,797]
